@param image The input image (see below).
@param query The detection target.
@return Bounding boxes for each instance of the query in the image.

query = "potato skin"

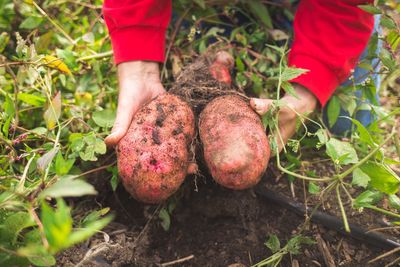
[117,94,195,204]
[199,95,270,189]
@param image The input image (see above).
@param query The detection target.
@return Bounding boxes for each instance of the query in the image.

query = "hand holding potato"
[105,61,166,146]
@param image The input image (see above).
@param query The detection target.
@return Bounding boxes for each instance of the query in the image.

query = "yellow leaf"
[44,91,62,130]
[42,55,71,74]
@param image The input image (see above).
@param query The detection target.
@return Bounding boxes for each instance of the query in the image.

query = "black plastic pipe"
[255,185,400,249]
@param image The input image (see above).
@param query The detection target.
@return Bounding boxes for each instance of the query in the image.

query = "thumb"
[250,98,274,116]
[105,97,141,147]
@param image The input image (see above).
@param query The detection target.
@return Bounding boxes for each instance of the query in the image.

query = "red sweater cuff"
[289,54,340,107]
[110,26,167,65]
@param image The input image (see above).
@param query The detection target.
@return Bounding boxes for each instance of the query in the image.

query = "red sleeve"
[103,0,172,64]
[288,0,374,106]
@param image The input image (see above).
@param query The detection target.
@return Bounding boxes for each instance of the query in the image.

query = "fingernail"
[252,99,263,109]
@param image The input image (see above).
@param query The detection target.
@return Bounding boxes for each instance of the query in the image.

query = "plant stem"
[77,50,114,61]
[336,184,350,232]
[366,205,400,220]
[33,1,76,45]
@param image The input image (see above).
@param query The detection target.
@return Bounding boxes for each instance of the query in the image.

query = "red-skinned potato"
[199,95,270,189]
[117,94,196,204]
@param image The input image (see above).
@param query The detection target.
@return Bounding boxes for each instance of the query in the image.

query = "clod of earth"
[117,93,195,204]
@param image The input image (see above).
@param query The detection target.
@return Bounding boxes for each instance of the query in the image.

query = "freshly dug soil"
[57,166,399,267]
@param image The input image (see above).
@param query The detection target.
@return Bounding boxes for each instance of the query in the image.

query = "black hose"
[255,185,400,249]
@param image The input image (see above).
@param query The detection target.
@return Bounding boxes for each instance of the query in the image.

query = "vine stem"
[365,205,400,220]
[336,184,350,232]
[78,50,114,61]
[33,1,76,45]
[337,131,396,180]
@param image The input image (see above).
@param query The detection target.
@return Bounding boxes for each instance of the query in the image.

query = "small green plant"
[253,234,315,267]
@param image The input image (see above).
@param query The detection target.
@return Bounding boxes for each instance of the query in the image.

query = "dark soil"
[57,166,399,267]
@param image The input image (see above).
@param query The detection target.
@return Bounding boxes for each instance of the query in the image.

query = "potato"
[199,95,270,189]
[117,93,195,203]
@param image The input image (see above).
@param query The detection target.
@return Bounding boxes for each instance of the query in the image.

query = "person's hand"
[105,61,166,146]
[250,84,318,153]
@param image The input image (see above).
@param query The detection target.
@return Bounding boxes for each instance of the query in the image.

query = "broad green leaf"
[18,93,46,107]
[235,56,245,72]
[349,118,375,146]
[0,32,10,53]
[39,176,97,199]
[18,244,56,267]
[353,190,382,209]
[387,30,400,51]
[35,31,53,53]
[326,138,358,165]
[352,168,370,188]
[388,195,400,210]
[280,67,308,82]
[247,0,272,29]
[81,208,110,227]
[92,109,116,128]
[360,162,400,194]
[41,198,72,252]
[193,0,205,9]
[286,235,315,255]
[380,15,397,30]
[281,81,299,99]
[20,16,43,29]
[55,152,75,176]
[316,129,328,145]
[67,215,112,247]
[327,95,340,128]
[159,208,171,231]
[43,91,61,130]
[308,182,320,194]
[358,4,382,14]
[265,234,280,253]
[0,212,36,244]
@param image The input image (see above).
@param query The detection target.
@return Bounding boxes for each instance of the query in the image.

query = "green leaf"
[55,152,75,176]
[66,216,112,247]
[326,138,358,165]
[360,162,400,194]
[18,93,46,107]
[193,0,205,9]
[308,182,320,194]
[0,212,36,244]
[265,234,280,253]
[235,56,245,72]
[0,32,10,53]
[387,30,400,51]
[281,81,299,99]
[41,198,72,253]
[353,190,383,209]
[388,195,400,210]
[380,15,397,30]
[18,244,56,267]
[43,91,61,130]
[19,16,43,29]
[349,118,375,146]
[327,95,341,128]
[108,166,119,191]
[92,109,116,128]
[81,208,110,227]
[40,176,97,199]
[280,67,308,82]
[159,208,171,231]
[352,168,370,188]
[286,235,315,255]
[358,4,382,14]
[248,0,272,29]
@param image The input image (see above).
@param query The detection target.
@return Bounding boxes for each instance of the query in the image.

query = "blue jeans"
[322,15,382,136]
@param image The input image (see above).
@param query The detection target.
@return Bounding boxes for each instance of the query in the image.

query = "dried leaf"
[42,55,71,74]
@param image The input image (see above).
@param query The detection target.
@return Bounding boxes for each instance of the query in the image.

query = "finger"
[250,98,274,116]
[105,93,140,146]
